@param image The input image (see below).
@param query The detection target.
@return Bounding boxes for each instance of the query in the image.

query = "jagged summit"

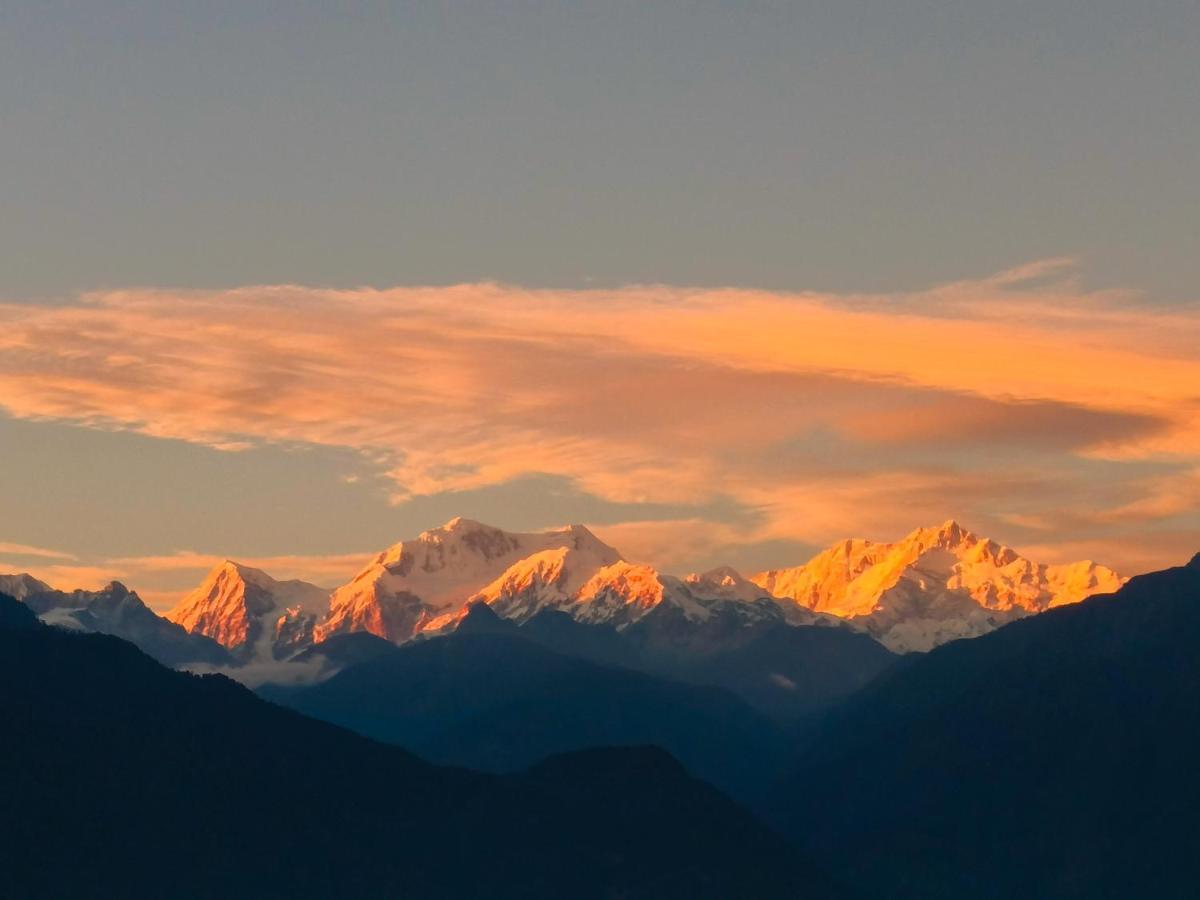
[12,577,231,667]
[167,560,328,661]
[317,521,627,643]
[0,573,53,601]
[140,516,1133,663]
[752,521,1124,652]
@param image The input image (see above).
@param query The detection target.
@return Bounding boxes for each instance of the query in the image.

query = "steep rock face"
[167,561,328,662]
[753,520,1124,652]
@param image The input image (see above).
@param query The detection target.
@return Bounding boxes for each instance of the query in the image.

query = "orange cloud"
[0,260,1196,575]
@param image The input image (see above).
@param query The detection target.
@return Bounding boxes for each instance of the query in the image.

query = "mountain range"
[3,518,1197,898]
[155,517,1122,661]
[2,517,1124,721]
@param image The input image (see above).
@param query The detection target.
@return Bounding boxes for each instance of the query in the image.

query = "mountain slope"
[0,573,52,600]
[167,560,329,662]
[619,601,898,724]
[22,580,231,667]
[511,604,893,724]
[0,591,838,900]
[774,553,1200,899]
[753,520,1124,651]
[265,604,793,804]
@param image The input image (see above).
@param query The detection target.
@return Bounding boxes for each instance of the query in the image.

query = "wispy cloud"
[1,259,1196,575]
[0,542,77,560]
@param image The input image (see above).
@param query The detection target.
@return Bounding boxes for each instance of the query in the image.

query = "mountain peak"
[0,573,54,601]
[696,565,744,582]
[208,559,275,586]
[454,600,520,635]
[421,516,492,539]
[169,561,328,660]
[752,523,1124,652]
[440,515,482,532]
[1187,552,1200,571]
[911,518,975,546]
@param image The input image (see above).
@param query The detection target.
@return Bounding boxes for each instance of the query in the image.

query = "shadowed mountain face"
[0,592,840,900]
[263,604,795,805]
[774,554,1200,900]
[22,581,232,667]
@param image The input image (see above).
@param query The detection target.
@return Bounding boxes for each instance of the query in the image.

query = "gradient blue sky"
[1,2,1197,605]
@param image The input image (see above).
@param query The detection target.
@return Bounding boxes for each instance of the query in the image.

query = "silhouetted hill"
[0,591,38,629]
[775,554,1200,899]
[264,614,793,805]
[0,592,839,899]
[290,629,397,667]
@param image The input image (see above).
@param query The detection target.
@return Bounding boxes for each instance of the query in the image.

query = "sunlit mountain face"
[167,561,329,662]
[752,520,1125,651]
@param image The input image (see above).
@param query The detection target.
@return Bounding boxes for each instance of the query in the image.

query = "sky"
[1,2,1198,607]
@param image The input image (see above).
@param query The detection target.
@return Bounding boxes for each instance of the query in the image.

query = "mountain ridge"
[752,519,1124,651]
[8,517,1125,664]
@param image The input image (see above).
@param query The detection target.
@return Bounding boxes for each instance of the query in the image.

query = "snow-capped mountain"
[167,561,329,662]
[28,516,1124,669]
[317,518,624,641]
[15,578,231,666]
[466,557,787,631]
[0,573,52,601]
[317,518,792,643]
[751,520,1125,652]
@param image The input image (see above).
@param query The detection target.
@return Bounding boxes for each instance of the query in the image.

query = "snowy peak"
[571,561,671,625]
[0,573,54,601]
[751,522,1125,652]
[472,556,785,632]
[318,521,624,642]
[684,566,774,604]
[168,561,329,661]
[16,578,232,667]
